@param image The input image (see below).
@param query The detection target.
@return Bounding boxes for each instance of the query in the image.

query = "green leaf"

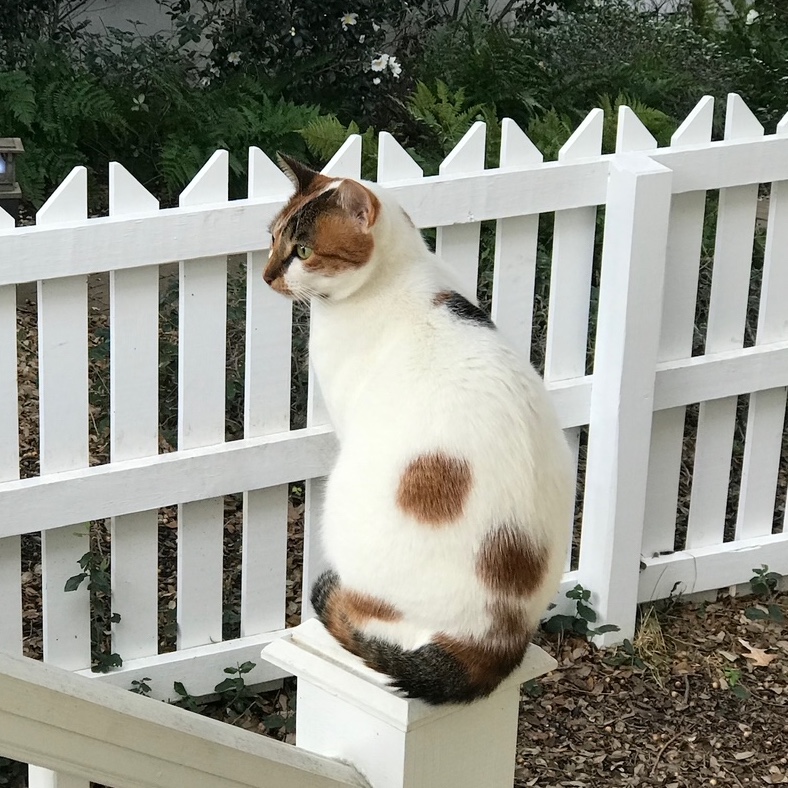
[573,618,589,636]
[215,677,240,694]
[744,607,769,620]
[622,639,635,655]
[238,661,256,674]
[576,601,597,623]
[767,605,784,622]
[592,624,621,634]
[173,681,189,697]
[542,614,576,634]
[566,585,584,600]
[730,684,750,700]
[64,573,88,592]
[223,666,238,674]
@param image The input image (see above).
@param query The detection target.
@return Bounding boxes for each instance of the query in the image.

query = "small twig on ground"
[650,732,681,776]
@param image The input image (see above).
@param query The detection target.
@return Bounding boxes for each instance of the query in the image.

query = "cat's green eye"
[296,244,313,260]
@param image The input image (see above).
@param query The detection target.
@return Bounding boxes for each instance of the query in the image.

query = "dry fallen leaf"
[738,638,777,667]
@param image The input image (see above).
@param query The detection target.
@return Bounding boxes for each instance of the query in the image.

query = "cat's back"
[331,278,573,537]
[346,281,559,454]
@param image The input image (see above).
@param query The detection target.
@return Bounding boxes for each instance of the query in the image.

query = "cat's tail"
[311,570,529,705]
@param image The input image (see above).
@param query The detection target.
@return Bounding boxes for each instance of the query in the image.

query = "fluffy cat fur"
[264,154,574,705]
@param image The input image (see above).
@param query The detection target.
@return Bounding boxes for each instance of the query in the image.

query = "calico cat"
[264,155,574,705]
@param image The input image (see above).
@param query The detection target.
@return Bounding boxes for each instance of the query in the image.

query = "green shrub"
[160,0,421,128]
[695,0,788,128]
[531,0,740,129]
[417,8,549,132]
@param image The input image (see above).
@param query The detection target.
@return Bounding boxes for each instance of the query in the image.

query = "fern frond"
[0,71,36,128]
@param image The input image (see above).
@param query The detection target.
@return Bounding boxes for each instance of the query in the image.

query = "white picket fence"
[0,92,787,787]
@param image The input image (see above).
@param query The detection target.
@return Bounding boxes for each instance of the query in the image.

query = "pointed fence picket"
[642,96,715,557]
[1,92,788,787]
[435,121,486,302]
[301,136,362,621]
[241,148,294,638]
[491,119,542,360]
[735,114,788,540]
[0,206,20,657]
[177,150,229,650]
[686,95,764,549]
[108,163,161,661]
[30,166,92,788]
[544,109,603,570]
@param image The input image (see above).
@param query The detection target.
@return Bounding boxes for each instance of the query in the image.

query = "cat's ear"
[334,179,380,231]
[276,153,321,192]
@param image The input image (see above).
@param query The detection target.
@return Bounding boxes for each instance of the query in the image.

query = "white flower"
[388,55,402,78]
[199,76,211,88]
[372,21,380,32]
[370,53,389,72]
[341,12,358,30]
[289,26,296,36]
[227,51,241,64]
[210,66,220,76]
[359,34,365,43]
[373,77,381,85]
[746,8,759,24]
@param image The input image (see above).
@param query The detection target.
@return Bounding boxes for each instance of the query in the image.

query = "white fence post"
[262,619,556,788]
[577,153,673,644]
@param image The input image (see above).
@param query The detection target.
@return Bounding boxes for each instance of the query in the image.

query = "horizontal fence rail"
[0,651,368,788]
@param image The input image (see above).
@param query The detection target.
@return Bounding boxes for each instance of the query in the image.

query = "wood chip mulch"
[519,594,788,787]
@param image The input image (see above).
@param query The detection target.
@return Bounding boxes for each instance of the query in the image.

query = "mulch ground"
[8,290,788,788]
[518,592,787,787]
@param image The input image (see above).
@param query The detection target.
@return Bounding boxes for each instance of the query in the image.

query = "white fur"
[283,183,574,648]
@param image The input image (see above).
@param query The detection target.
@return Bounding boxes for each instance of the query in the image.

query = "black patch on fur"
[358,635,487,705]
[311,569,340,618]
[438,291,495,328]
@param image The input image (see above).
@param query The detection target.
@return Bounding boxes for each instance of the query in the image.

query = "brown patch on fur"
[322,586,402,653]
[271,174,337,239]
[434,602,531,697]
[432,291,452,306]
[476,525,548,597]
[306,212,375,275]
[396,453,472,525]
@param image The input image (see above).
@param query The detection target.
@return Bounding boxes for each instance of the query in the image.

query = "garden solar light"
[0,137,24,221]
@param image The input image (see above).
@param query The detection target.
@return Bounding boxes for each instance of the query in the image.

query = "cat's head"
[264,154,383,302]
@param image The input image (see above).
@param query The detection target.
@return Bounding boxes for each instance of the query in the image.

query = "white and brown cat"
[264,155,574,704]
